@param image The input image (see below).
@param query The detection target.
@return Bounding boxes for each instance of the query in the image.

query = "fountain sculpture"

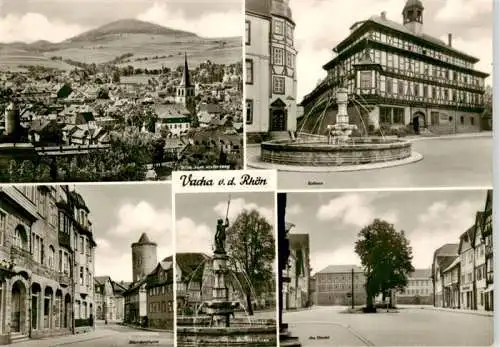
[176,198,277,347]
[255,87,421,170]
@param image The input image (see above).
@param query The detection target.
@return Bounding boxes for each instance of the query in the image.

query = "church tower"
[176,53,196,115]
[131,232,158,282]
[402,0,424,35]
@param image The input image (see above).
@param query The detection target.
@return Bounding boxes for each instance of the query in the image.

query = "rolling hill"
[0,19,241,69]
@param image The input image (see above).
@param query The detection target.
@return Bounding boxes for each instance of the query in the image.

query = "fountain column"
[327,88,357,144]
[209,250,233,327]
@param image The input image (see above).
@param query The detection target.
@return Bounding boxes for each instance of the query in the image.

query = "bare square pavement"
[284,306,493,346]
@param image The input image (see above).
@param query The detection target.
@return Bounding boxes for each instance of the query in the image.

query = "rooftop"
[317,264,363,274]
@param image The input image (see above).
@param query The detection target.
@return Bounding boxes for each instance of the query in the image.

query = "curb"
[118,323,173,333]
[419,306,493,317]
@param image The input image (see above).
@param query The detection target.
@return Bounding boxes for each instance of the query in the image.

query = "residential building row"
[0,185,96,344]
[432,190,493,311]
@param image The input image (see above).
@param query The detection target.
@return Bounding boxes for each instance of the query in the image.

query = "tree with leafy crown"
[354,219,415,312]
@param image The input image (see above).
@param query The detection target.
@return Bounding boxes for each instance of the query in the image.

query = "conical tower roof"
[132,232,157,246]
[179,52,191,87]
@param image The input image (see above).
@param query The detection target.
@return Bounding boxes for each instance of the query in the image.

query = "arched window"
[13,225,27,249]
[48,246,55,269]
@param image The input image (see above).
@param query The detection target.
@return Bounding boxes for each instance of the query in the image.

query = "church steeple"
[180,52,191,87]
[176,52,195,115]
[402,0,424,35]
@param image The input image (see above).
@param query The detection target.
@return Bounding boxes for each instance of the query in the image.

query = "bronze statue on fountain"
[214,217,229,254]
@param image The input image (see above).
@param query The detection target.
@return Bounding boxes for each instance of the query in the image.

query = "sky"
[0,0,242,42]
[285,190,488,275]
[290,0,493,101]
[76,183,172,283]
[175,192,275,254]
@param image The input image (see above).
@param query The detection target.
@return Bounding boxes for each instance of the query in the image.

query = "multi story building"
[283,229,310,309]
[300,0,489,135]
[94,276,127,322]
[0,185,95,344]
[145,256,174,330]
[458,227,475,309]
[483,190,493,311]
[245,0,298,139]
[442,256,460,308]
[396,269,432,304]
[69,190,96,332]
[432,190,493,312]
[431,243,459,308]
[313,265,366,306]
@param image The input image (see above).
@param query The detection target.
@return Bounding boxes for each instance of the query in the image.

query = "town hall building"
[245,0,298,141]
[299,0,489,135]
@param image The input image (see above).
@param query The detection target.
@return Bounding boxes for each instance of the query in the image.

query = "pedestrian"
[89,314,94,329]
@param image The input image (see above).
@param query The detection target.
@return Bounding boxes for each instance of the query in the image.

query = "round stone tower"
[4,101,20,136]
[131,232,158,282]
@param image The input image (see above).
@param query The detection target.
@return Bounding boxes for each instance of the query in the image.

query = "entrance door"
[269,98,287,132]
[270,109,287,131]
[412,112,426,134]
[11,281,26,333]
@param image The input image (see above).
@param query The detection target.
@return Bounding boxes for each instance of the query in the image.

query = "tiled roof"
[317,265,363,274]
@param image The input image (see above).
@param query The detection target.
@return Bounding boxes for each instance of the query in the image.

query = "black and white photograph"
[175,192,277,346]
[277,190,493,346]
[0,0,243,183]
[0,183,173,346]
[245,0,492,190]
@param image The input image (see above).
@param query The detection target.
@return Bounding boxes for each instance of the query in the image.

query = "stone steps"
[10,332,29,344]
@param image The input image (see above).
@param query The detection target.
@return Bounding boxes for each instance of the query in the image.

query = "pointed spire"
[137,232,151,244]
[180,52,191,87]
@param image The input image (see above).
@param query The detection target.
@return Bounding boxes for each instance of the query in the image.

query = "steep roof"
[317,265,363,274]
[176,252,211,282]
[179,53,192,87]
[410,268,432,279]
[246,0,272,18]
[133,232,157,246]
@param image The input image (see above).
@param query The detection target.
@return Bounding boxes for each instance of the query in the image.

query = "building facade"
[396,269,433,305]
[313,265,366,306]
[0,185,96,344]
[145,257,174,330]
[458,227,475,309]
[432,190,493,311]
[94,276,126,322]
[300,0,489,136]
[245,0,298,138]
[431,243,459,308]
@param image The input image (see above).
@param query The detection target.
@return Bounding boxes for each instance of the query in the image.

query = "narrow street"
[6,322,173,347]
[284,306,493,346]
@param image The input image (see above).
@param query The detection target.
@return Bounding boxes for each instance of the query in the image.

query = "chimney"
[448,33,452,47]
[381,11,387,20]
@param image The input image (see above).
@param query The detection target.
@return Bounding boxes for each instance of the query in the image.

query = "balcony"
[58,272,72,287]
[10,247,34,270]
[486,271,493,285]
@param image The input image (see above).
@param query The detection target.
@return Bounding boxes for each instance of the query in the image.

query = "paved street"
[284,306,493,346]
[7,322,173,347]
[247,136,492,189]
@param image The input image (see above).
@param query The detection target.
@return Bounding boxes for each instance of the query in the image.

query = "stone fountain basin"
[261,137,412,166]
[177,324,277,347]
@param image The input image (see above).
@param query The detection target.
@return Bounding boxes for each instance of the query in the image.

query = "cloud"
[95,201,172,281]
[408,200,479,269]
[287,203,303,215]
[0,12,89,43]
[317,193,398,227]
[435,0,491,22]
[175,217,212,254]
[213,198,274,225]
[137,1,242,38]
